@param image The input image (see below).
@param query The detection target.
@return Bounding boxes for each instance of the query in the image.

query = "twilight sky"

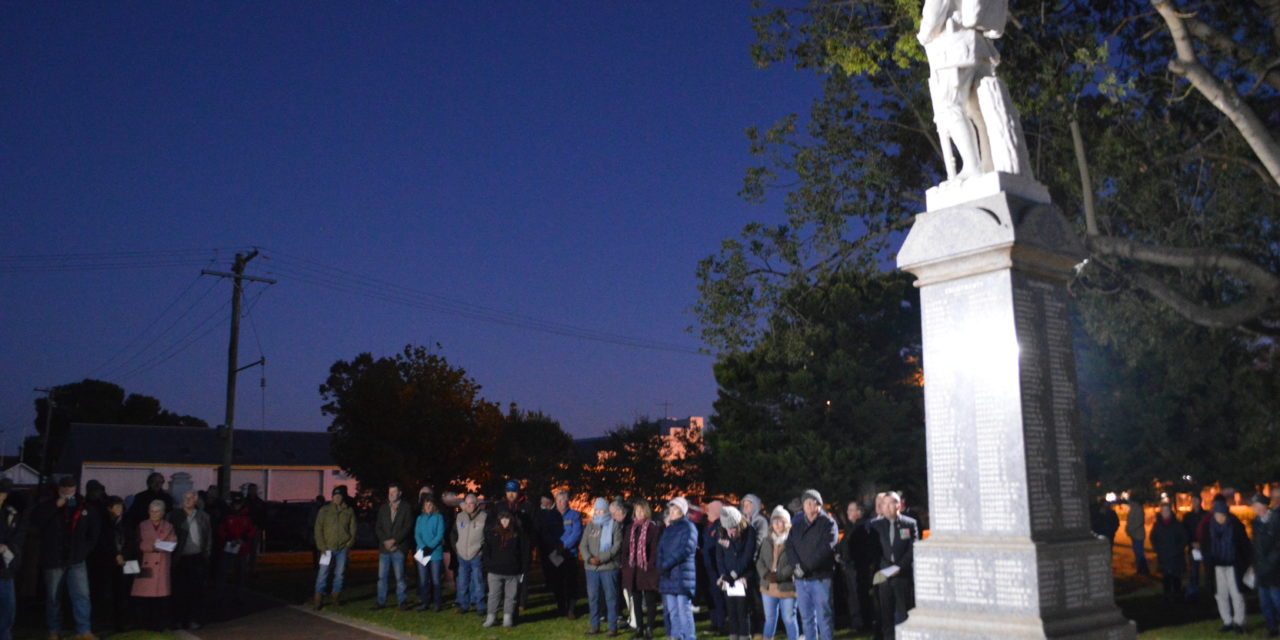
[0,2,822,443]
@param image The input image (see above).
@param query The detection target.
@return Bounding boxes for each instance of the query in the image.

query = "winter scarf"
[630,520,651,569]
[593,498,614,552]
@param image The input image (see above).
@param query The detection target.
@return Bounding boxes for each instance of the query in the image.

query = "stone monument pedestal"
[895,188,1135,640]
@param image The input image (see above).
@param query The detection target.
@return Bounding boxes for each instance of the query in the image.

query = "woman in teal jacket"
[414,497,446,611]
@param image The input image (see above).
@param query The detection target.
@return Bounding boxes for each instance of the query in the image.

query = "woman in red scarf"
[621,499,661,639]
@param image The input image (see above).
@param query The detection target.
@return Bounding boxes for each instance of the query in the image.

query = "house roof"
[58,423,337,473]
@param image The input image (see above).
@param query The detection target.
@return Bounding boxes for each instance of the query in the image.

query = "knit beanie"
[1212,501,1230,515]
[668,496,689,516]
[770,505,791,526]
[720,506,743,530]
[801,489,823,506]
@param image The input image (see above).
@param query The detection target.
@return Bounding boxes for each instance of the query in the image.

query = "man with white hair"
[168,490,211,630]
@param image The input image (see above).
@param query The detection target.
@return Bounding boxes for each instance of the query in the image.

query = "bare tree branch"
[1151,0,1280,185]
[1184,17,1280,92]
[1128,270,1280,329]
[1088,235,1280,291]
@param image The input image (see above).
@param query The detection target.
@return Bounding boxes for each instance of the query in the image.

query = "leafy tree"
[706,269,924,507]
[26,378,207,474]
[581,418,706,505]
[698,0,1280,494]
[319,345,503,493]
[488,405,577,498]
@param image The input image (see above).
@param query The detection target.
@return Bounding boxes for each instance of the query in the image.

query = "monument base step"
[896,607,1136,640]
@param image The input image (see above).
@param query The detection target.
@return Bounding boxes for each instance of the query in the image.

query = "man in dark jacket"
[124,472,173,529]
[0,479,27,640]
[700,499,726,634]
[373,484,414,610]
[537,490,583,619]
[787,489,838,640]
[34,476,101,640]
[1207,500,1251,634]
[839,500,875,632]
[1250,493,1279,637]
[869,491,918,640]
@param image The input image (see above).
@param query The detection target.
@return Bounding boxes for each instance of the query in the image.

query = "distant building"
[1,462,40,487]
[57,423,355,502]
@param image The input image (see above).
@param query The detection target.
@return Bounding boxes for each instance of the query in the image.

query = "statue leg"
[940,68,982,179]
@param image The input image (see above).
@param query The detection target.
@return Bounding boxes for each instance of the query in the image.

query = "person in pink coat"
[132,500,177,631]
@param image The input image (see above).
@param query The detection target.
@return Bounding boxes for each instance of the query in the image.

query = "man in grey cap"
[786,489,838,640]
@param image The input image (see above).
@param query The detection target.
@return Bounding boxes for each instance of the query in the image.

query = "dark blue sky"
[1,2,821,442]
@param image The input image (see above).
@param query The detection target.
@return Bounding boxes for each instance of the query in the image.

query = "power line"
[0,248,242,273]
[112,297,231,382]
[262,251,704,355]
[85,269,212,378]
[96,278,223,380]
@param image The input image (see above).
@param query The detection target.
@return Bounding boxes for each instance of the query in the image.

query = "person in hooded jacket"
[582,498,624,636]
[758,506,799,640]
[716,506,757,640]
[1149,503,1188,602]
[482,508,529,628]
[658,497,698,640]
[786,489,838,640]
[622,498,661,640]
[740,494,768,634]
[1207,500,1251,634]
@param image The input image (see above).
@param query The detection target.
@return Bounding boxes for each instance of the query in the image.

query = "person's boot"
[330,592,342,607]
[313,593,324,610]
[503,613,514,628]
[483,614,496,628]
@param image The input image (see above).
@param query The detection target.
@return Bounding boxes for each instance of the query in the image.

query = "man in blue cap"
[490,479,536,610]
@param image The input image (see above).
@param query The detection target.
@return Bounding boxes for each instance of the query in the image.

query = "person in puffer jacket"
[658,497,698,640]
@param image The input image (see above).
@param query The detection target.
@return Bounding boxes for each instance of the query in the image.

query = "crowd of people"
[310,480,919,640]
[1093,491,1280,637]
[0,472,268,640]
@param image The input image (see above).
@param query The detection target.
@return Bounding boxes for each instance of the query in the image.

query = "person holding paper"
[131,500,177,632]
[167,491,211,630]
[217,494,257,605]
[715,506,757,640]
[34,475,101,640]
[414,496,445,612]
[482,509,529,628]
[868,491,917,640]
[1149,503,1188,603]
[537,490,583,619]
[313,486,356,610]
[657,497,698,640]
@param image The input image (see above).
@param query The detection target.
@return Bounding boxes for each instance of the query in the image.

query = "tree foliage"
[706,270,924,507]
[698,0,1280,495]
[27,378,207,474]
[488,405,577,498]
[319,345,503,493]
[579,418,707,505]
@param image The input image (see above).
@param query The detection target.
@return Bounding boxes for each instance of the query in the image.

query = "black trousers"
[725,594,751,636]
[747,574,764,634]
[874,577,911,640]
[634,590,659,633]
[842,565,867,629]
[133,596,169,632]
[172,554,207,626]
[546,560,578,615]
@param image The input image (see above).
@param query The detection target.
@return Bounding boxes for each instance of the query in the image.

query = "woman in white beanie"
[716,506,757,640]
[657,497,698,640]
[756,506,798,640]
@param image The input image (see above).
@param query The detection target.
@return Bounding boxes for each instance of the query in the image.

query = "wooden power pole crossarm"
[203,250,275,498]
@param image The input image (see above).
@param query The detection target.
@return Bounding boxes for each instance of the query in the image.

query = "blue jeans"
[762,593,798,640]
[377,551,407,605]
[456,555,485,612]
[795,578,833,640]
[1260,585,1280,632]
[585,569,620,631]
[45,562,91,635]
[0,578,13,640]
[662,593,695,640]
[1132,540,1150,574]
[417,557,443,608]
[315,548,349,595]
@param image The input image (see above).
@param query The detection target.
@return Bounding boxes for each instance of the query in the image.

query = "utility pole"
[656,401,672,419]
[203,250,275,497]
[34,387,55,496]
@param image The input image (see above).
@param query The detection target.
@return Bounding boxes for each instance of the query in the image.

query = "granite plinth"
[895,191,1134,640]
